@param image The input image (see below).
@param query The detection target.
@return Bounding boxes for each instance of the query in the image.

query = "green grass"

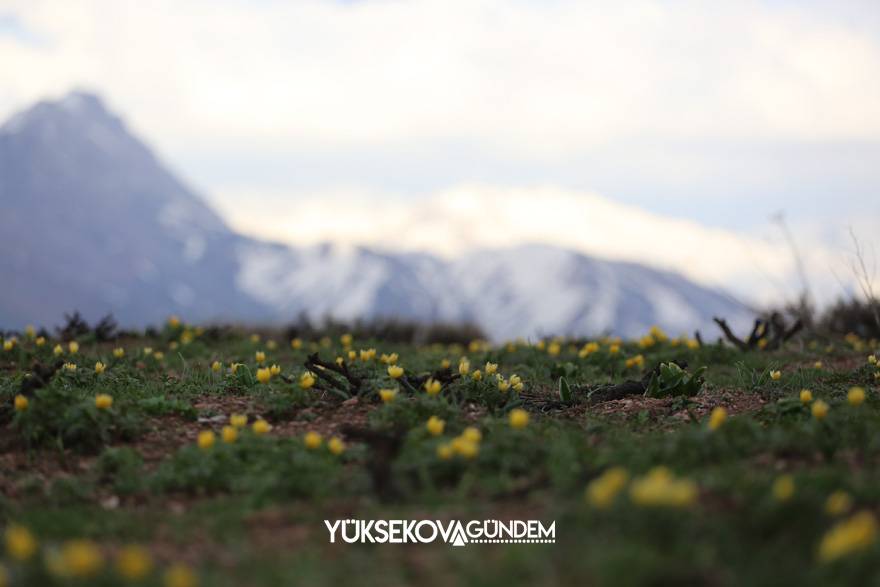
[1,325,879,586]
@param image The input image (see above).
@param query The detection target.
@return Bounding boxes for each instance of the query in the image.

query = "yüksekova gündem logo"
[325,519,556,546]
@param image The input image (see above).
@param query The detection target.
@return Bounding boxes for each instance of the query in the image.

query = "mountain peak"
[1,90,119,136]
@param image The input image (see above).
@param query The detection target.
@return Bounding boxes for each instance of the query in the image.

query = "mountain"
[0,92,269,327]
[0,92,754,339]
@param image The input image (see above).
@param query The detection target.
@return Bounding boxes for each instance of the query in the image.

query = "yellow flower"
[115,545,153,580]
[708,406,727,431]
[485,362,498,375]
[68,341,79,354]
[629,467,697,508]
[153,352,164,361]
[462,427,482,443]
[441,358,451,369]
[547,341,561,356]
[197,430,215,450]
[340,333,353,348]
[497,378,510,392]
[252,419,271,435]
[164,563,199,587]
[800,389,813,404]
[424,378,442,396]
[686,339,700,350]
[304,431,323,449]
[4,525,37,560]
[230,413,248,428]
[769,370,782,381]
[256,367,271,384]
[113,347,125,358]
[143,347,153,356]
[624,355,645,369]
[2,340,13,351]
[649,325,668,342]
[95,394,113,410]
[509,374,524,392]
[36,336,46,347]
[167,315,181,328]
[347,350,357,361]
[58,540,103,577]
[250,334,260,343]
[211,361,222,373]
[387,365,404,379]
[328,437,345,455]
[379,388,398,403]
[818,511,877,563]
[380,352,398,364]
[290,338,302,350]
[221,426,237,444]
[848,386,866,406]
[578,342,599,358]
[255,351,266,364]
[609,343,621,354]
[586,467,629,509]
[14,395,28,412]
[230,363,241,374]
[508,408,529,429]
[94,361,106,375]
[426,416,445,436]
[436,443,453,460]
[269,364,281,376]
[772,475,795,502]
[825,491,853,516]
[53,344,63,356]
[458,358,470,376]
[471,369,482,381]
[812,400,829,420]
[299,371,316,389]
[63,362,77,372]
[814,361,823,369]
[868,355,878,365]
[266,340,277,350]
[24,325,35,338]
[169,341,179,351]
[450,436,479,459]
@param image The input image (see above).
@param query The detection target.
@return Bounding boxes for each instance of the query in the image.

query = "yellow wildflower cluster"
[818,511,877,562]
[624,355,645,369]
[847,386,866,406]
[299,371,316,389]
[437,427,482,461]
[585,467,629,509]
[629,467,698,508]
[304,431,322,449]
[707,406,727,431]
[508,408,529,429]
[379,388,398,403]
[772,475,795,502]
[578,341,599,358]
[424,378,442,396]
[252,419,271,435]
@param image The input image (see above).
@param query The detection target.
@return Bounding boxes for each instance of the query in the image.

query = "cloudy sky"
[1,0,878,306]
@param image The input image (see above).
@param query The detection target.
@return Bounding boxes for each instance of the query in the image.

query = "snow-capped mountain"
[0,92,754,339]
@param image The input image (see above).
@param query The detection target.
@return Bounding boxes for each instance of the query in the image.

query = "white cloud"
[2,0,880,157]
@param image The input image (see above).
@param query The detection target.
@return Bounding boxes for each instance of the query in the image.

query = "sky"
[1,0,878,307]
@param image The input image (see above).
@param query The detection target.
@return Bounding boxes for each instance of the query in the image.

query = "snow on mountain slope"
[235,242,753,340]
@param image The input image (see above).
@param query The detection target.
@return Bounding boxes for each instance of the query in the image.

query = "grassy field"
[1,320,880,586]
